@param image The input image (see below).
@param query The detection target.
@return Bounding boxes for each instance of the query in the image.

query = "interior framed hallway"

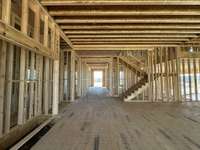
[1,0,200,149]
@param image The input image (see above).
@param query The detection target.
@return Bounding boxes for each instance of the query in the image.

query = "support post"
[109,58,113,95]
[44,58,49,114]
[4,44,14,133]
[53,60,59,115]
[0,41,7,137]
[70,51,75,102]
[18,0,28,125]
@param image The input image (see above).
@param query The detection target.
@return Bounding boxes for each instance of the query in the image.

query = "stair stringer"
[124,82,149,102]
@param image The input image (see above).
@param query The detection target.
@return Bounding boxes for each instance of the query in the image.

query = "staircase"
[123,75,149,102]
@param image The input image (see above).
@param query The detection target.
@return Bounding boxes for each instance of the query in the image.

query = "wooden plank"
[29,52,35,119]
[175,47,181,102]
[150,51,154,102]
[188,59,192,101]
[165,48,169,102]
[41,0,200,6]
[0,41,7,137]
[18,49,26,125]
[58,18,200,24]
[2,0,11,24]
[37,56,43,115]
[70,51,75,102]
[147,51,151,102]
[193,58,198,101]
[154,49,157,101]
[71,38,189,42]
[64,30,200,34]
[34,6,40,41]
[43,58,49,114]
[50,10,200,16]
[61,25,200,30]
[44,15,49,47]
[69,34,197,38]
[182,59,187,101]
[4,44,14,133]
[160,48,164,101]
[53,60,59,115]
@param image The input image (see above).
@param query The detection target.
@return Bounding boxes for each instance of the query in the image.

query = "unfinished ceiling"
[41,0,200,51]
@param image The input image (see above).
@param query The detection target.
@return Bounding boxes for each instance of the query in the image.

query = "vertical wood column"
[160,48,164,101]
[154,49,157,101]
[0,0,11,136]
[77,58,82,97]
[116,57,120,95]
[147,51,151,101]
[44,58,49,114]
[70,51,75,102]
[109,57,113,95]
[53,59,59,115]
[182,59,186,101]
[193,58,198,101]
[4,44,14,133]
[165,48,169,102]
[0,41,7,136]
[150,51,154,102]
[175,47,181,102]
[37,56,43,115]
[59,51,64,103]
[188,59,192,101]
[34,6,40,41]
[29,52,35,119]
[2,0,11,24]
[18,0,28,125]
[44,15,49,47]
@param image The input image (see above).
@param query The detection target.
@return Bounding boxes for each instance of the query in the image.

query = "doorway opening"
[93,70,103,87]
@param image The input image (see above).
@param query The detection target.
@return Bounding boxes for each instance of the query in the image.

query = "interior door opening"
[93,70,103,87]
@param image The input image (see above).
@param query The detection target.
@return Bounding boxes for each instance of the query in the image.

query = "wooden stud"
[2,0,11,24]
[193,58,198,101]
[4,44,14,133]
[160,48,164,101]
[53,59,59,115]
[188,58,192,101]
[165,48,169,102]
[43,58,49,114]
[70,51,75,102]
[182,59,187,101]
[0,41,7,136]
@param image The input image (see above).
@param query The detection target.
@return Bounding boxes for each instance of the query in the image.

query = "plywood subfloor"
[32,87,200,150]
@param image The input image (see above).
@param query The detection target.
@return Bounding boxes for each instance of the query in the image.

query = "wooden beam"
[50,10,200,16]
[34,0,73,48]
[72,42,182,45]
[41,0,200,6]
[74,44,179,48]
[68,34,197,38]
[61,24,200,30]
[57,18,200,24]
[0,21,56,59]
[71,38,189,42]
[64,30,200,34]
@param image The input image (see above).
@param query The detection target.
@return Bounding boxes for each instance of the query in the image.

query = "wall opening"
[93,70,103,87]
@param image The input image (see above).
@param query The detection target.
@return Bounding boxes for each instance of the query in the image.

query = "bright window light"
[93,71,103,87]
